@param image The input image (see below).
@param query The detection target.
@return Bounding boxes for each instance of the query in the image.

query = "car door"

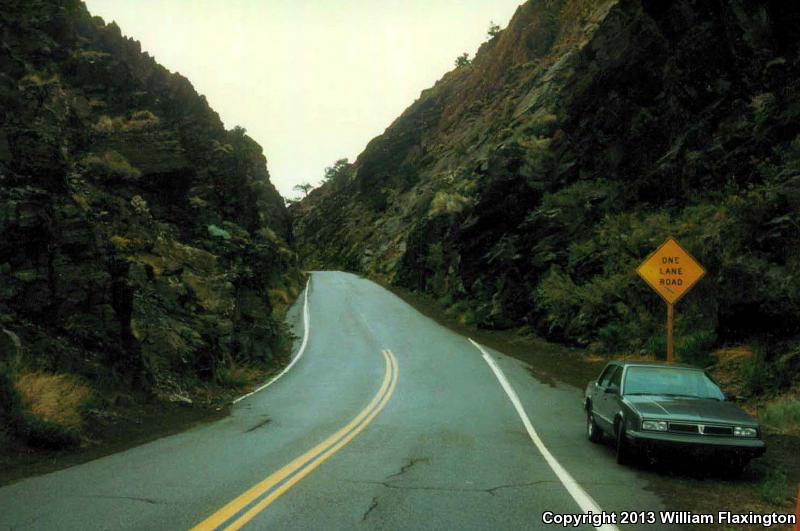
[593,365,621,431]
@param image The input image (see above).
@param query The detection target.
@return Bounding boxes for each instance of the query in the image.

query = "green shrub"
[80,151,141,180]
[756,467,790,506]
[428,191,471,218]
[445,300,478,326]
[92,111,160,133]
[207,224,231,240]
[643,325,716,366]
[596,320,650,355]
[125,110,160,130]
[454,53,471,67]
[760,399,800,434]
[525,113,558,137]
[19,73,55,88]
[92,115,114,133]
[537,268,633,343]
[677,328,717,366]
[742,348,771,395]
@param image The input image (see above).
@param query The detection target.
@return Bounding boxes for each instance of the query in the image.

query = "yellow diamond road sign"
[637,238,705,304]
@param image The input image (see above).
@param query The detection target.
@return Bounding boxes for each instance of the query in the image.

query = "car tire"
[587,410,603,444]
[616,421,635,466]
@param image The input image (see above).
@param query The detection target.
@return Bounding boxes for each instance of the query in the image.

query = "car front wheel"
[616,421,635,465]
[587,410,603,444]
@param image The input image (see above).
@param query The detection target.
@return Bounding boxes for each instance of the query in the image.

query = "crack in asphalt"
[350,457,556,497]
[361,496,379,521]
[81,494,167,505]
[385,457,430,479]
[485,481,555,495]
[349,479,555,496]
[244,416,272,433]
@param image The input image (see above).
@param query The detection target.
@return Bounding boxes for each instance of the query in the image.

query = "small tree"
[293,182,313,198]
[487,21,501,38]
[323,158,350,185]
[454,53,471,67]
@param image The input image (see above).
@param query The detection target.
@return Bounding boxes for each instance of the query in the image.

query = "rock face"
[0,0,303,405]
[295,0,800,370]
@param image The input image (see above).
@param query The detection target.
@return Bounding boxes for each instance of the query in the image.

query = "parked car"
[584,361,765,468]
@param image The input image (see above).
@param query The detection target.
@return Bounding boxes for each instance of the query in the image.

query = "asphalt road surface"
[0,271,673,530]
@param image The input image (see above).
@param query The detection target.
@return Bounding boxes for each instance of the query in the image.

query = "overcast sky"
[83,0,523,198]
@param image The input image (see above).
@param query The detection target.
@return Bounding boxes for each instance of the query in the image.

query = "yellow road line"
[224,350,398,530]
[191,349,398,531]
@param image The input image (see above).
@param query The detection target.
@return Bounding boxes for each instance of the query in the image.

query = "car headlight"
[642,420,668,431]
[733,426,758,438]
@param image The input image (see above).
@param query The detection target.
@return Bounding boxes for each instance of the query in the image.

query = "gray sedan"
[584,361,766,468]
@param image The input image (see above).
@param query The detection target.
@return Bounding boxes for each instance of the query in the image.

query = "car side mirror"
[604,387,618,395]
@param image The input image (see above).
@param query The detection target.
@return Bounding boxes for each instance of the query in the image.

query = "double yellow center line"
[191,349,399,531]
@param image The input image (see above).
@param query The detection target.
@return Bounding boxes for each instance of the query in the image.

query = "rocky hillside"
[295,0,800,381]
[0,0,303,447]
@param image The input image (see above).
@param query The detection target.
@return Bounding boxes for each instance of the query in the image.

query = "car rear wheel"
[587,410,603,444]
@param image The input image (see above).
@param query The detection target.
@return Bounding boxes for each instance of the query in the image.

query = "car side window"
[609,366,623,389]
[598,365,617,387]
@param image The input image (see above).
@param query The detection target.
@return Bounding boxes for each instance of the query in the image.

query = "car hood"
[624,395,757,426]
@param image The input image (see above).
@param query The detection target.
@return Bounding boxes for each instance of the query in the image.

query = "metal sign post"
[667,302,674,364]
[637,238,705,364]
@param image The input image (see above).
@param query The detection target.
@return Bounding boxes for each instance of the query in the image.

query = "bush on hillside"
[80,150,141,180]
[761,399,800,435]
[454,53,471,67]
[428,191,471,218]
[215,362,260,389]
[92,110,160,133]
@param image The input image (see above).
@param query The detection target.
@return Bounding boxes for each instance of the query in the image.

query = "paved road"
[0,272,672,530]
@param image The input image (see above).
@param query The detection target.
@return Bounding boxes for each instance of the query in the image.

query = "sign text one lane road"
[636,238,705,305]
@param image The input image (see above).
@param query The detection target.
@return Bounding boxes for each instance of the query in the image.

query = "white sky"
[83,0,523,198]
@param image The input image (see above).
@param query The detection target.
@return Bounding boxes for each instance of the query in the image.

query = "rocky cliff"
[0,0,303,446]
[295,0,800,379]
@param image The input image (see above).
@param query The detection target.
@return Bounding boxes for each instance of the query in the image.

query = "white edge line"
[468,338,620,531]
[232,277,311,404]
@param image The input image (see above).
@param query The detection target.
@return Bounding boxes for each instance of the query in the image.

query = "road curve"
[0,271,671,530]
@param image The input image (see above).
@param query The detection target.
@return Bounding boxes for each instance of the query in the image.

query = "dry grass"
[14,372,92,430]
[216,363,261,389]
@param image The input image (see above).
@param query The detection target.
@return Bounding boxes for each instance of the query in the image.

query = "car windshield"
[623,366,725,400]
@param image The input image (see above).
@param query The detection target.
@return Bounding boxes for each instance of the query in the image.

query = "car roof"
[607,360,701,370]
